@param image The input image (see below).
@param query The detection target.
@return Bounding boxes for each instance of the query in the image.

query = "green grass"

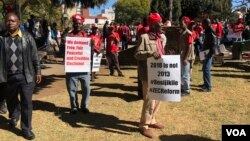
[0,63,249,141]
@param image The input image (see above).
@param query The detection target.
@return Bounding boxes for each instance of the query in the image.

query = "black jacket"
[202,26,217,57]
[0,31,41,83]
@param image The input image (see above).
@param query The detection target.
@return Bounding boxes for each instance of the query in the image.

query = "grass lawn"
[0,63,249,141]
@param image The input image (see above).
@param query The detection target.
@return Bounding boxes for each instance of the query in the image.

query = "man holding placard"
[65,14,91,114]
[89,25,102,82]
[135,12,165,138]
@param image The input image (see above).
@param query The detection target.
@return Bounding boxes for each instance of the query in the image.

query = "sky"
[89,0,248,16]
[89,0,117,16]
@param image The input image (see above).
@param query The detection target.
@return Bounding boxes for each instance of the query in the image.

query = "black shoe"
[22,130,35,140]
[0,101,7,114]
[110,71,114,76]
[9,118,18,128]
[70,108,77,114]
[201,88,211,92]
[181,91,190,96]
[82,108,90,114]
[118,73,124,77]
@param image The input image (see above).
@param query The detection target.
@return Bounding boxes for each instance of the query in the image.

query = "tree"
[150,0,181,22]
[181,0,232,20]
[52,0,108,8]
[150,0,232,22]
[114,0,151,25]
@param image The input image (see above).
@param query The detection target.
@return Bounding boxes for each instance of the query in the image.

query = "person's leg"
[139,81,152,129]
[90,53,95,82]
[5,75,21,121]
[0,83,7,114]
[113,53,124,76]
[122,36,125,50]
[202,57,213,91]
[106,52,114,75]
[125,35,128,50]
[137,71,143,99]
[79,73,90,113]
[66,74,79,111]
[181,62,190,95]
[150,99,160,124]
[19,79,35,132]
[139,81,154,138]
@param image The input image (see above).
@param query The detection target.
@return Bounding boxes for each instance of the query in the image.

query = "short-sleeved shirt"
[179,29,193,60]
[106,32,120,53]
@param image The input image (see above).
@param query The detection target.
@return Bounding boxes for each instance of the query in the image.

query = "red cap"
[72,14,85,23]
[147,12,162,27]
[182,16,191,25]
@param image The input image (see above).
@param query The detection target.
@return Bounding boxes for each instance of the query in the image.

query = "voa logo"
[226,129,247,136]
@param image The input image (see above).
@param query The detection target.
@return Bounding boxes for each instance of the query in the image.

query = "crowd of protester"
[1,9,250,140]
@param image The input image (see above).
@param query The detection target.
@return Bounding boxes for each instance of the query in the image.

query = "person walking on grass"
[0,13,42,140]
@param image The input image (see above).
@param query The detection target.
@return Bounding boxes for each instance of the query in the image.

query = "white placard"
[65,37,91,72]
[215,44,227,55]
[147,55,181,102]
[92,53,103,72]
[199,49,210,61]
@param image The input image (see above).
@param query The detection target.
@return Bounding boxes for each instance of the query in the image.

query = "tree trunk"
[168,0,173,21]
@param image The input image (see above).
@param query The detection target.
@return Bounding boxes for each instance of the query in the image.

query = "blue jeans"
[202,56,212,90]
[181,62,190,92]
[66,73,90,109]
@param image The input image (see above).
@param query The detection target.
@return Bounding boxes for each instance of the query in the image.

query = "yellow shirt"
[9,29,22,37]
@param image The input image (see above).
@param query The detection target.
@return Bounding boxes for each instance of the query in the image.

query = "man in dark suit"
[0,13,42,140]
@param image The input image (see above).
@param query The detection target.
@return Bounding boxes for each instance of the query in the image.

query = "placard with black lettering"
[92,53,102,72]
[147,55,181,102]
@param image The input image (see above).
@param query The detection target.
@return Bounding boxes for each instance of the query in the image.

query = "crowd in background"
[1,10,250,140]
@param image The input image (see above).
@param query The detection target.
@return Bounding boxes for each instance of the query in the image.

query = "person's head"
[202,18,211,29]
[52,22,57,27]
[30,14,34,19]
[108,25,115,33]
[188,20,196,31]
[5,13,20,33]
[179,16,191,29]
[147,12,162,33]
[71,14,85,33]
[91,24,98,34]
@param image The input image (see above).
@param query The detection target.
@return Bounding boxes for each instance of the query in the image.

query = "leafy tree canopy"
[114,0,151,25]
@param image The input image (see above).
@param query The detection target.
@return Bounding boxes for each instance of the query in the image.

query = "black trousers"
[121,35,128,50]
[0,83,6,102]
[5,74,35,131]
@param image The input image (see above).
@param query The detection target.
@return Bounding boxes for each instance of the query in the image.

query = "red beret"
[182,16,191,25]
[147,12,162,27]
[72,14,85,23]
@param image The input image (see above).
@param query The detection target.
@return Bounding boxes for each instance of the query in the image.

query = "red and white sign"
[65,37,91,72]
